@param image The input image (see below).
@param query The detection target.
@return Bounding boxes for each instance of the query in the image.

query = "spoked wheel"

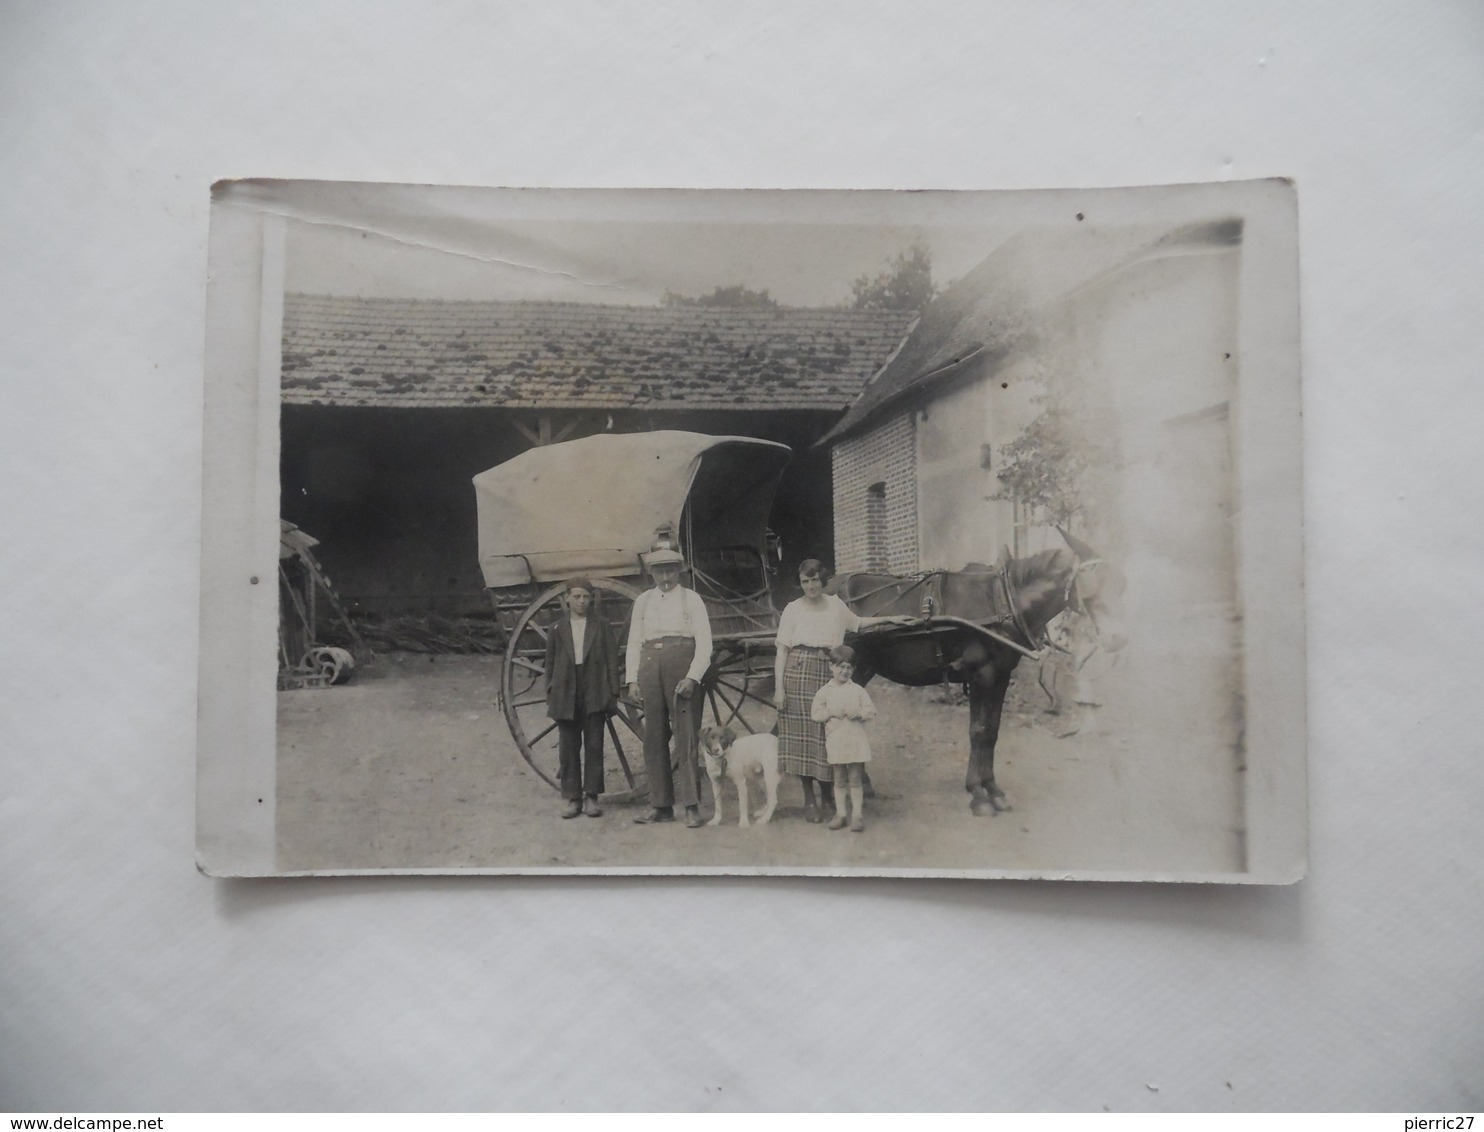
[701,639,778,737]
[499,578,649,802]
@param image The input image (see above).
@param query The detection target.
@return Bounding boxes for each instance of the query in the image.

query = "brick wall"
[830,411,919,574]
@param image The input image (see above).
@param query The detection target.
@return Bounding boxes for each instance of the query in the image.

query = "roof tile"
[280,295,915,411]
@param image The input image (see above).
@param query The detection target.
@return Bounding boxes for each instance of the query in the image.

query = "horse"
[831,531,1127,816]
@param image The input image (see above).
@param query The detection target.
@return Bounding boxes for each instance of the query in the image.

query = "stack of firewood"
[321,613,507,656]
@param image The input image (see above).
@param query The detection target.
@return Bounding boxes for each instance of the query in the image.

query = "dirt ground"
[277,643,1246,876]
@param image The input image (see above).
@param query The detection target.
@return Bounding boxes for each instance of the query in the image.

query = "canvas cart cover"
[474,431,791,588]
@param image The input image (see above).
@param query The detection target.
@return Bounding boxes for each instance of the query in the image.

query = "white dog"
[698,725,780,827]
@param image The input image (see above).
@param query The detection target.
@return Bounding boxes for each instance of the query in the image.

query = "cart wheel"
[702,640,778,737]
[499,578,649,801]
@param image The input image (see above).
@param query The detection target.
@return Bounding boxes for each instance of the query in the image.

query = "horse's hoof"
[970,794,995,817]
[989,789,1012,813]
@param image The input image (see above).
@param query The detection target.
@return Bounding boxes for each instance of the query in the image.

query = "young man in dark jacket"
[544,578,621,818]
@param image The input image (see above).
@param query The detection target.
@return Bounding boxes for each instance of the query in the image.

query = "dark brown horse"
[831,532,1127,815]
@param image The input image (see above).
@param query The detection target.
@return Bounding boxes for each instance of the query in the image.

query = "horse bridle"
[1061,554,1119,654]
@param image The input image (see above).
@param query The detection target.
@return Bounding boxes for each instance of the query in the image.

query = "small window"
[866,481,887,572]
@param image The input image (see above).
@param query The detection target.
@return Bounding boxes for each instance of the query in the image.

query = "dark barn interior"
[280,405,840,615]
[278,295,916,619]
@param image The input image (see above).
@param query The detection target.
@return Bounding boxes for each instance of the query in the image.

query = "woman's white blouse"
[776,593,862,649]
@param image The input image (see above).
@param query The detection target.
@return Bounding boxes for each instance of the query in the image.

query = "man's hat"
[564,577,594,594]
[642,546,685,567]
[642,527,686,568]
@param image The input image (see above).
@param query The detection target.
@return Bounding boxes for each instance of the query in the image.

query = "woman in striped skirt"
[772,559,912,822]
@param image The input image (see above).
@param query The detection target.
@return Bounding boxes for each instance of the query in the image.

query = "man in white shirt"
[625,545,714,827]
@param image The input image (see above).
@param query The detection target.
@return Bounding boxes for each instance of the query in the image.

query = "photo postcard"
[197,178,1305,881]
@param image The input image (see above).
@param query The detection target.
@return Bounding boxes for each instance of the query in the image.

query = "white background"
[2,0,1480,1112]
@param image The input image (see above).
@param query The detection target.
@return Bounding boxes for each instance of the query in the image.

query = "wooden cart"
[473,431,790,799]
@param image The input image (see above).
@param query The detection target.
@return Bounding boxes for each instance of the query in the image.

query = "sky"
[272,183,1064,307]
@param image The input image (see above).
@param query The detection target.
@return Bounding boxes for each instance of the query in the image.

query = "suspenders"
[641,587,694,641]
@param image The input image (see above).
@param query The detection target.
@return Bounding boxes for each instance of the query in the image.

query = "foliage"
[850,242,937,311]
[663,284,779,309]
[993,398,1119,530]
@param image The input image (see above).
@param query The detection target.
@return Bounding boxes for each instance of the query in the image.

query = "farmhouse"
[280,295,916,613]
[822,219,1243,606]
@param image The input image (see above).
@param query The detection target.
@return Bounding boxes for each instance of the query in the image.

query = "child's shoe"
[828,812,849,830]
[561,799,582,819]
[849,813,865,832]
[583,796,603,818]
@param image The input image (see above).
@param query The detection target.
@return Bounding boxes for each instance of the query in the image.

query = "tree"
[850,242,936,311]
[663,284,779,309]
[992,400,1118,530]
[987,324,1123,539]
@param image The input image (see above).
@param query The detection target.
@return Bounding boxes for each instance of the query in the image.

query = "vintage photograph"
[198,179,1305,881]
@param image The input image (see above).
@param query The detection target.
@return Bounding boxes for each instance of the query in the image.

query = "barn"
[279,295,916,615]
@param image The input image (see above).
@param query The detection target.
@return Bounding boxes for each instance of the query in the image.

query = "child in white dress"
[810,645,877,832]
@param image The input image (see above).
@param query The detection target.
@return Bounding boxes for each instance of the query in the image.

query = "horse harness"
[837,548,1113,660]
[836,566,1045,660]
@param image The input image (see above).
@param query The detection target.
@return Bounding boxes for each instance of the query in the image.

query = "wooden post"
[509,418,540,447]
[510,413,583,447]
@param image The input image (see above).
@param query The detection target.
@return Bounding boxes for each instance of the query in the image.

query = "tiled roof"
[281,294,917,411]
